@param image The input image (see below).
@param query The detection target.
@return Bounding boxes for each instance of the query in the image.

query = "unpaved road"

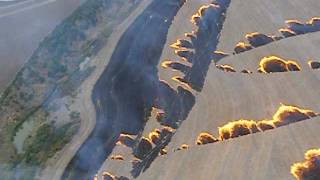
[62,0,185,179]
[39,1,152,179]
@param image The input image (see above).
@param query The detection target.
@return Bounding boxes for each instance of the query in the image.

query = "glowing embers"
[196,132,218,145]
[291,149,320,180]
[170,39,193,49]
[218,104,318,141]
[110,154,125,161]
[191,3,221,25]
[308,60,320,70]
[116,134,135,147]
[258,56,301,73]
[216,64,236,72]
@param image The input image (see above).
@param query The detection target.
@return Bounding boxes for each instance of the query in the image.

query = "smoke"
[291,149,320,180]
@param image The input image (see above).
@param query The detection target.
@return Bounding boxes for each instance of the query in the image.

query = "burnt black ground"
[62,0,185,179]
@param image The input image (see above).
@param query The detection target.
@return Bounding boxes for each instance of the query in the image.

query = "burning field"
[218,104,318,140]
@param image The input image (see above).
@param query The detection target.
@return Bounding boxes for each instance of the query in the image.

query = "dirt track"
[39,1,152,179]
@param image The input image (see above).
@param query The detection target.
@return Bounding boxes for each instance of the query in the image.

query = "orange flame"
[245,32,276,40]
[256,119,276,131]
[218,120,260,140]
[170,39,193,49]
[110,154,125,161]
[161,60,173,68]
[176,144,189,151]
[148,129,161,144]
[172,76,193,90]
[116,133,134,146]
[271,103,318,127]
[216,64,236,72]
[285,19,304,26]
[196,132,218,145]
[214,50,229,56]
[258,56,301,73]
[185,31,196,38]
[234,41,252,53]
[218,104,318,140]
[162,125,175,133]
[291,149,320,180]
[160,147,168,156]
[191,4,220,24]
[307,17,320,25]
[241,69,253,74]
[279,28,297,36]
[102,172,116,180]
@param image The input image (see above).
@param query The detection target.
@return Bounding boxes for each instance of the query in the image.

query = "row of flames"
[216,55,320,74]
